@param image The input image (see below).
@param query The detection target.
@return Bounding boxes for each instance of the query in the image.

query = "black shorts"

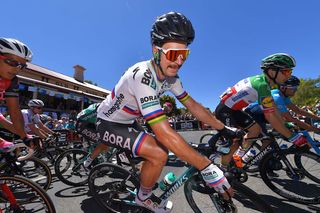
[244,108,268,135]
[96,118,147,157]
[215,102,255,130]
[75,121,99,143]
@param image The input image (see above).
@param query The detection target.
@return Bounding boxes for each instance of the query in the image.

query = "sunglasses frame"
[0,55,27,70]
[156,46,190,62]
[280,68,293,76]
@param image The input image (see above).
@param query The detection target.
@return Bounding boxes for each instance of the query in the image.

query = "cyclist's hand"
[218,126,244,140]
[289,133,308,147]
[22,134,38,147]
[52,132,61,138]
[200,163,234,199]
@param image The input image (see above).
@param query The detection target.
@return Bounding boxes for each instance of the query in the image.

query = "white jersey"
[97,60,190,125]
[21,109,41,133]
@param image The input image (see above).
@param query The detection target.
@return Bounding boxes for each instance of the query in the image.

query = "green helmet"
[261,53,296,70]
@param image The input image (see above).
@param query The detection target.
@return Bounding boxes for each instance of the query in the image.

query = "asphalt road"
[46,130,320,213]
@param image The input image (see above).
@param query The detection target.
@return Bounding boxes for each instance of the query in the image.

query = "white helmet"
[0,38,33,61]
[28,99,44,108]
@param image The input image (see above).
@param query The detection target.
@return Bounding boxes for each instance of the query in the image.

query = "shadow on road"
[55,185,89,198]
[259,194,319,213]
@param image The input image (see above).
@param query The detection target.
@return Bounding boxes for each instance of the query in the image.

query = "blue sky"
[3,1,320,111]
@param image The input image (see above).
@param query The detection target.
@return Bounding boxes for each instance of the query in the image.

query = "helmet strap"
[153,49,165,77]
[264,68,280,87]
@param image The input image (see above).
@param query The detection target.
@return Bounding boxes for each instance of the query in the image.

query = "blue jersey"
[246,89,292,114]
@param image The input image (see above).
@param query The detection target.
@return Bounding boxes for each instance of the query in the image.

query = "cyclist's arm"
[264,107,292,138]
[151,119,211,170]
[182,96,224,130]
[28,124,47,139]
[37,122,55,135]
[287,103,320,121]
[6,97,27,138]
[281,111,320,133]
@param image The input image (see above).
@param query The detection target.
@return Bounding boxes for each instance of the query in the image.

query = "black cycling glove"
[218,126,244,139]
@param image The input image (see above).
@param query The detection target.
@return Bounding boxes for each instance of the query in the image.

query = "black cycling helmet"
[283,75,300,87]
[261,53,296,71]
[151,12,195,46]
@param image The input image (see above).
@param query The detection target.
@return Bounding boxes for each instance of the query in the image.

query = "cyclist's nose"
[175,55,184,65]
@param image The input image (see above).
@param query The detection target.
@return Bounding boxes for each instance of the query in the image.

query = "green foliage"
[291,76,320,107]
[159,95,179,116]
[84,80,98,86]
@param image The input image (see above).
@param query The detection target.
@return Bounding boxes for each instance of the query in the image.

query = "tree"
[84,80,98,86]
[291,76,320,107]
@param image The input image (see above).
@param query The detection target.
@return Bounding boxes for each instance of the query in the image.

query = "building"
[1,63,110,119]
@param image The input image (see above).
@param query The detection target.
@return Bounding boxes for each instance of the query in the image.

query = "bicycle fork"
[1,183,21,211]
[276,151,304,180]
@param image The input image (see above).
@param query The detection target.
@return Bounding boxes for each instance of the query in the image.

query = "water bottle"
[159,172,176,191]
[280,144,288,149]
[242,148,256,163]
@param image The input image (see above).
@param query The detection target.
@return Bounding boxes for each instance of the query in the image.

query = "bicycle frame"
[0,182,20,211]
[160,166,198,201]
[300,130,320,155]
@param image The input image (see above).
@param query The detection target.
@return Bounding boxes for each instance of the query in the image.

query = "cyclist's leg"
[215,103,240,169]
[0,137,14,153]
[96,118,171,211]
[233,110,260,156]
[77,122,109,167]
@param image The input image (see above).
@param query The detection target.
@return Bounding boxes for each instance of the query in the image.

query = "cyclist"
[246,75,320,137]
[215,53,308,170]
[76,103,110,168]
[0,38,34,152]
[96,11,241,212]
[22,99,56,139]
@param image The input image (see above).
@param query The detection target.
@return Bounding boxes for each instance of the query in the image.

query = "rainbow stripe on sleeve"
[176,91,190,103]
[144,109,167,126]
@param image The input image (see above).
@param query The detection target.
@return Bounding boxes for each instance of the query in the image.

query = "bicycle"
[54,139,124,187]
[33,134,65,166]
[88,147,273,213]
[209,132,320,204]
[0,140,52,191]
[0,175,56,213]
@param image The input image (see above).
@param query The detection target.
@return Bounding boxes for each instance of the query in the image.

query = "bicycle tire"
[88,163,143,213]
[294,151,320,184]
[0,175,56,213]
[35,146,65,166]
[200,133,214,144]
[259,148,320,204]
[184,174,274,213]
[54,149,92,186]
[0,156,52,191]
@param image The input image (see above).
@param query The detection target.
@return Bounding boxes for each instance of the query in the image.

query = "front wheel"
[260,148,320,204]
[0,157,52,191]
[0,175,56,213]
[88,163,144,213]
[54,149,93,186]
[294,151,320,184]
[184,174,274,213]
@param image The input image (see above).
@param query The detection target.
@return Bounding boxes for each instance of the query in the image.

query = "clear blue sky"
[3,0,320,111]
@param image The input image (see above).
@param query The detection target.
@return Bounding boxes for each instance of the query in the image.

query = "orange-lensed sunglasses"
[156,46,190,62]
